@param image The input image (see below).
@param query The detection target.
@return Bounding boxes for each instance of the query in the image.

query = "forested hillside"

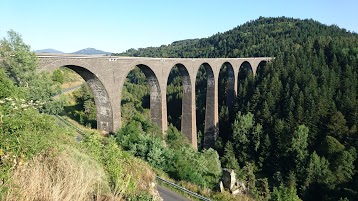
[115,17,358,200]
[116,17,357,58]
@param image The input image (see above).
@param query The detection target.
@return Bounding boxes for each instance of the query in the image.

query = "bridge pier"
[178,64,197,150]
[203,63,219,149]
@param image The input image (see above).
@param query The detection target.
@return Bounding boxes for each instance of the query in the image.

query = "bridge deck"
[36,53,271,61]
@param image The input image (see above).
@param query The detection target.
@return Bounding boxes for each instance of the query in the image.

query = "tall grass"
[3,147,119,201]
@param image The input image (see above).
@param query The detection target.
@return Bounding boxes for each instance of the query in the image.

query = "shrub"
[0,100,60,188]
[116,117,222,188]
[81,131,156,199]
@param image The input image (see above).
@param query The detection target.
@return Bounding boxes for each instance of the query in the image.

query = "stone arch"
[256,60,268,78]
[135,64,163,130]
[63,65,113,132]
[166,63,196,146]
[197,63,217,149]
[237,61,254,89]
[239,61,253,74]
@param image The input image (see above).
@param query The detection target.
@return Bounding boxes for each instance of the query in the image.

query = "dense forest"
[110,17,358,201]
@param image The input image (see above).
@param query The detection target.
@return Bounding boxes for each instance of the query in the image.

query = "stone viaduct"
[37,54,272,149]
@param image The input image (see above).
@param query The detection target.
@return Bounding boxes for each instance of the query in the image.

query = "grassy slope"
[0,102,159,200]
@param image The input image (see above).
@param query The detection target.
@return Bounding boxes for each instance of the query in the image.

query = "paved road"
[53,85,82,98]
[62,85,81,93]
[158,185,191,201]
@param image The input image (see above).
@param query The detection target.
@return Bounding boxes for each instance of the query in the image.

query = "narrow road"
[157,185,191,201]
[53,85,82,98]
[61,85,81,93]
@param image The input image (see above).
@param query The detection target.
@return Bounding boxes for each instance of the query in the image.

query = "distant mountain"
[35,48,64,54]
[71,48,111,55]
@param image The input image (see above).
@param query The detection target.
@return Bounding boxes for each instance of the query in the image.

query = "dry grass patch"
[3,147,119,201]
[61,81,83,90]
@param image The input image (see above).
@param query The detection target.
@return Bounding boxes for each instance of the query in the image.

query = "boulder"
[231,188,241,195]
[222,168,236,190]
[217,169,247,196]
[235,181,246,191]
[230,181,247,195]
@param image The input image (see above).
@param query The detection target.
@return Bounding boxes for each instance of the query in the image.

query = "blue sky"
[1,0,357,53]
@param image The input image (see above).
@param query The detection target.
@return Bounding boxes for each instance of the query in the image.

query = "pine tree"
[221,141,240,172]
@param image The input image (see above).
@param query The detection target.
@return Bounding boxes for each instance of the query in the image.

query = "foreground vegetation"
[0,31,158,200]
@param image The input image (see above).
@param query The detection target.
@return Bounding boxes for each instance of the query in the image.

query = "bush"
[41,95,66,114]
[116,117,222,188]
[0,100,60,187]
[270,184,302,201]
[0,69,17,98]
[81,131,156,199]
[52,69,64,84]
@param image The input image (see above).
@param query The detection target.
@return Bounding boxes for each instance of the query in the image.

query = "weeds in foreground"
[3,147,116,201]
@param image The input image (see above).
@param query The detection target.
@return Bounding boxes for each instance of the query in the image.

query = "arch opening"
[60,65,113,132]
[256,60,268,81]
[121,66,150,124]
[238,61,253,81]
[195,63,217,149]
[218,62,235,109]
[121,65,162,130]
[166,65,183,131]
[166,64,195,145]
[237,61,254,113]
[218,62,235,146]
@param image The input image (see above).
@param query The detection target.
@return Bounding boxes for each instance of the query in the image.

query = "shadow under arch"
[196,63,217,149]
[239,61,253,79]
[236,61,255,114]
[256,60,268,80]
[166,63,196,146]
[63,65,113,132]
[135,64,163,130]
[237,61,254,91]
[218,62,235,145]
[219,62,235,110]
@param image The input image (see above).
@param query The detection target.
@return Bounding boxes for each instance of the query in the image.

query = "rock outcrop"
[218,169,247,195]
